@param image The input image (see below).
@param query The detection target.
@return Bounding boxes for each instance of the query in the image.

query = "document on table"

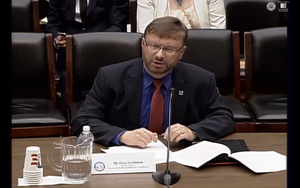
[228,151,287,173]
[171,141,286,173]
[101,140,286,173]
[171,140,231,168]
[101,140,173,164]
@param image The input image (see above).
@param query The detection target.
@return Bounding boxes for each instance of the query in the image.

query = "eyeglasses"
[144,39,184,55]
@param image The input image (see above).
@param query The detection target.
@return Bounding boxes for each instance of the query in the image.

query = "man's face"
[141,34,187,79]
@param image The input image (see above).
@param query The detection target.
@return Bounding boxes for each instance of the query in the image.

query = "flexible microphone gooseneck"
[152,88,181,187]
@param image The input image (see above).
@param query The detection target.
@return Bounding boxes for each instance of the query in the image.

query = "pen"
[156,134,164,139]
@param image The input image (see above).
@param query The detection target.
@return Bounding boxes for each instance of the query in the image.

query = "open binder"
[205,139,249,165]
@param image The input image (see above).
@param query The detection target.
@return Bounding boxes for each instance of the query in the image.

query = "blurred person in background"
[46,0,129,115]
[137,0,226,33]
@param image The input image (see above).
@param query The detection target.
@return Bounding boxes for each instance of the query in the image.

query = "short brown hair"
[144,16,188,45]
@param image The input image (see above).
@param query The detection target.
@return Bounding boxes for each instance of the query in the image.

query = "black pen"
[156,134,164,139]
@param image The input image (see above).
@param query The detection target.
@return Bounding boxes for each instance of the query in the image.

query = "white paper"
[171,141,231,168]
[171,141,286,173]
[101,140,287,174]
[18,176,84,186]
[101,140,173,164]
[229,151,287,173]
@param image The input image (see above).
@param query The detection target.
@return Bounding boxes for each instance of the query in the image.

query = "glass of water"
[47,136,93,184]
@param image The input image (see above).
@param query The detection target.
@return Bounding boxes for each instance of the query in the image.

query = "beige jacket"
[137,0,226,33]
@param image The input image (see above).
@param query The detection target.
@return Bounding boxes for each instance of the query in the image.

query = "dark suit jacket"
[46,0,129,38]
[71,58,236,146]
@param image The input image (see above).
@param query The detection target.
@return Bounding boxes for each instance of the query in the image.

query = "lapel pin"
[178,90,184,96]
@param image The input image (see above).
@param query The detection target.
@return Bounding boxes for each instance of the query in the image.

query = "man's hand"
[163,123,197,142]
[119,128,158,148]
[54,35,66,48]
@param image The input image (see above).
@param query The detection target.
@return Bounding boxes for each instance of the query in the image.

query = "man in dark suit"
[46,0,129,115]
[46,0,129,40]
[71,16,235,148]
[46,0,128,68]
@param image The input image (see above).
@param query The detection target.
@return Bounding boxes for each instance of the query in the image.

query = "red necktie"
[148,80,164,134]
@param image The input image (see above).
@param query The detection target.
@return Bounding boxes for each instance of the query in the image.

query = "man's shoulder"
[100,57,143,76]
[176,62,215,86]
[102,57,142,70]
[178,61,214,76]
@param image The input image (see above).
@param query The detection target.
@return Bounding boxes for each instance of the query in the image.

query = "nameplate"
[91,152,156,174]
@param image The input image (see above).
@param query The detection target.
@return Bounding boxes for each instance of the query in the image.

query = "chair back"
[224,0,288,55]
[244,27,288,100]
[181,29,241,98]
[11,0,41,32]
[11,32,56,100]
[129,0,137,32]
[66,32,142,104]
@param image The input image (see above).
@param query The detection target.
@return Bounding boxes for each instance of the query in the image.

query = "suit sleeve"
[104,0,129,32]
[208,0,227,29]
[45,0,63,38]
[71,68,127,146]
[188,74,235,141]
[137,0,155,33]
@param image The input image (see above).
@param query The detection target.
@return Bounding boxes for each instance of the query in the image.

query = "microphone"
[152,88,181,187]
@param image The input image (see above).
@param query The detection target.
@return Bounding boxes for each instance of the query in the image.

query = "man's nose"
[155,48,165,59]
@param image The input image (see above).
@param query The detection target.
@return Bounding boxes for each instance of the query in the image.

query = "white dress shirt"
[75,0,90,23]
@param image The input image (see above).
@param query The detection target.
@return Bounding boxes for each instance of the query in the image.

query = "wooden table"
[11,133,287,188]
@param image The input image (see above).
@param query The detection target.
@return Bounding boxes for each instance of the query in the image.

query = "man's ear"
[180,46,187,59]
[141,37,145,48]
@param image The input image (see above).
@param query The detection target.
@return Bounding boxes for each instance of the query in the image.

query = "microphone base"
[152,170,181,185]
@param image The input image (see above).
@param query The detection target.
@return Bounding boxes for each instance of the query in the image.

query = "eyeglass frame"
[143,38,185,55]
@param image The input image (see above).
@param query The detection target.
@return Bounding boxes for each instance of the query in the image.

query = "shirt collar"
[142,65,172,89]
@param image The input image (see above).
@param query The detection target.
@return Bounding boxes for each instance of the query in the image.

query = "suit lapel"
[87,0,98,17]
[69,0,76,19]
[124,60,190,127]
[124,59,144,128]
[171,63,191,124]
[69,0,98,20]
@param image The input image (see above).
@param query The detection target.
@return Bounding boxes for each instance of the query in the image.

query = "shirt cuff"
[191,130,198,141]
[110,131,126,146]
